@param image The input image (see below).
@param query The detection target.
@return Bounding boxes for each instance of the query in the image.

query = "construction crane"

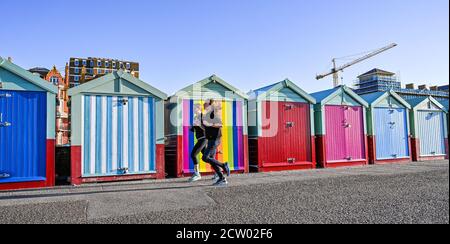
[316,43,398,87]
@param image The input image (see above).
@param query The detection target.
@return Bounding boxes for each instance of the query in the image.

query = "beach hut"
[407,96,448,161]
[248,79,317,172]
[165,75,249,177]
[361,90,412,164]
[0,57,57,191]
[68,71,167,185]
[442,99,450,159]
[311,85,369,168]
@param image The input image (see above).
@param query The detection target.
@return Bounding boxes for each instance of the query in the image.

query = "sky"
[1,0,449,95]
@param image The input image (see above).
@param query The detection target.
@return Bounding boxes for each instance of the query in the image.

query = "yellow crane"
[316,43,398,87]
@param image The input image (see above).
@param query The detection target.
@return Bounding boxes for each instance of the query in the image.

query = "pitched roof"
[358,68,395,78]
[310,87,340,103]
[0,57,57,94]
[310,85,369,107]
[361,90,411,109]
[28,67,50,78]
[406,96,448,113]
[250,79,316,104]
[67,70,167,99]
[175,75,249,100]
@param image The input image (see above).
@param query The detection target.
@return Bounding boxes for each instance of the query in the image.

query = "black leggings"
[191,138,207,166]
[202,138,226,180]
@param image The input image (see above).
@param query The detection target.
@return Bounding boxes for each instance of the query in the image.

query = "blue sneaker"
[213,178,228,187]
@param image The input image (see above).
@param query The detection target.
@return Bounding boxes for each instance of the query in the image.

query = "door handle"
[286,122,295,128]
[389,122,396,129]
[346,157,353,161]
[391,154,398,158]
[343,123,352,128]
[287,158,296,164]
[117,167,129,174]
[0,173,11,179]
[0,122,11,127]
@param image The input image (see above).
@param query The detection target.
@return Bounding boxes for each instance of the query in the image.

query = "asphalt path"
[0,160,448,224]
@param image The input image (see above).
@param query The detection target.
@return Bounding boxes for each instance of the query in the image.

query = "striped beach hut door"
[82,95,156,177]
[182,99,245,174]
[417,111,446,156]
[374,108,409,160]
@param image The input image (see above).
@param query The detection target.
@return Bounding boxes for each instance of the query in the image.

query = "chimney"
[418,84,428,90]
[7,57,12,62]
[429,86,438,91]
[405,83,415,89]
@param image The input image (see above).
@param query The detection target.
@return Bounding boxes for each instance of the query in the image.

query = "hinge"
[0,93,12,98]
[0,173,11,179]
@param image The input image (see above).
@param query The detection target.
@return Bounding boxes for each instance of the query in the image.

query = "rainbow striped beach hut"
[165,75,249,177]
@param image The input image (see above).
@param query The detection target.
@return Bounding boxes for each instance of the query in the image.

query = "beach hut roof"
[360,90,411,109]
[175,75,249,100]
[0,57,57,94]
[406,96,448,113]
[67,70,168,99]
[310,85,369,107]
[250,79,316,104]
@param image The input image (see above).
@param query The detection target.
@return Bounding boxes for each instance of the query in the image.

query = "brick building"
[67,57,139,87]
[29,66,70,146]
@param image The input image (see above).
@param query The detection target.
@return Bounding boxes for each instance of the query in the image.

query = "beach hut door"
[0,91,47,184]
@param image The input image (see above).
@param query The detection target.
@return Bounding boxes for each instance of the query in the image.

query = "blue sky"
[2,0,449,94]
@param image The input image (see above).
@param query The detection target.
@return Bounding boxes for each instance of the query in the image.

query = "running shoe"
[189,174,202,182]
[212,173,220,181]
[213,178,228,187]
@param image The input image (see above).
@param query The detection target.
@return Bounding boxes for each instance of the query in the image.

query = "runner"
[189,103,207,182]
[202,99,231,186]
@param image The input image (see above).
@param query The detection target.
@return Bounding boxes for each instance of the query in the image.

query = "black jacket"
[204,111,222,140]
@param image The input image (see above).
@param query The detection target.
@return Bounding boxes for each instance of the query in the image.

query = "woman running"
[202,99,230,186]
[189,103,207,182]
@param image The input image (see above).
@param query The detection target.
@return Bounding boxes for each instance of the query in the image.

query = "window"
[112,62,116,68]
[74,59,79,66]
[90,60,94,67]
[74,76,80,82]
[120,62,123,69]
[105,61,109,67]
[50,76,59,85]
[126,63,131,69]
[98,69,103,74]
[82,60,87,67]
[74,68,79,74]
[97,60,102,67]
